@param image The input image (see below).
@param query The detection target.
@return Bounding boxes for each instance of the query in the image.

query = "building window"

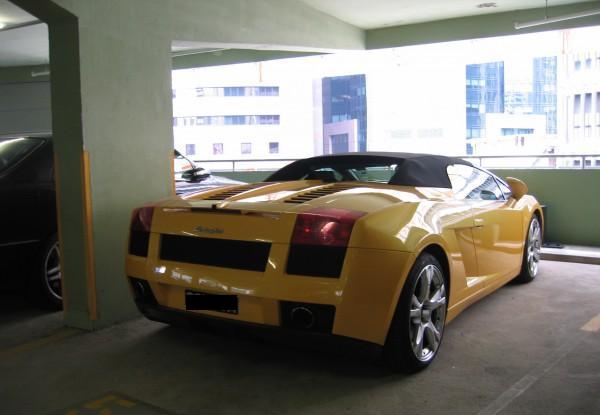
[574,60,582,71]
[172,118,178,127]
[256,86,279,96]
[213,143,223,155]
[224,87,245,96]
[257,115,280,124]
[185,144,196,156]
[225,115,247,125]
[195,87,205,97]
[241,143,252,154]
[269,142,279,154]
[172,89,176,98]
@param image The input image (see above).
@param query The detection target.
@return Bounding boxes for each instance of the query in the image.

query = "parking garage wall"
[216,169,600,247]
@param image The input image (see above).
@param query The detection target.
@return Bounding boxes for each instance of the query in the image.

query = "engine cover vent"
[202,182,273,201]
[284,183,357,204]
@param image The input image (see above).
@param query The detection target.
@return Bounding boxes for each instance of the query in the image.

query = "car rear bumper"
[134,298,381,358]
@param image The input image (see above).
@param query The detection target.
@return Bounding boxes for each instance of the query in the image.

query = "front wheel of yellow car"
[383,253,447,373]
[514,215,542,284]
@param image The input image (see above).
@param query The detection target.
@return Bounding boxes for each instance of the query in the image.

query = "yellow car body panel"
[125,177,542,346]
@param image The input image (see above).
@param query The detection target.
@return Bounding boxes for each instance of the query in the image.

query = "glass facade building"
[322,74,367,153]
[466,62,505,154]
[532,56,558,134]
[466,57,557,154]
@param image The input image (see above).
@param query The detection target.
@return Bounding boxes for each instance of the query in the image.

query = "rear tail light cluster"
[129,206,154,257]
[291,207,365,247]
[287,208,365,278]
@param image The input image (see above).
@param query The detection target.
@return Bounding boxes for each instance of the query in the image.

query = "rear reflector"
[291,207,365,247]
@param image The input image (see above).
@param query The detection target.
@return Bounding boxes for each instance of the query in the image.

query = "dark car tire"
[31,234,63,310]
[383,253,448,373]
[513,215,542,284]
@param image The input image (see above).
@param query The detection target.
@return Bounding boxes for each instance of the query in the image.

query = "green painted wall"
[218,169,600,247]
[491,169,600,247]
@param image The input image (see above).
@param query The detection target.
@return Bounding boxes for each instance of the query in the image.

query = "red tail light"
[291,207,365,247]
[130,206,155,232]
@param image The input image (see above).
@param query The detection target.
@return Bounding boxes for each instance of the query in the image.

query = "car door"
[447,164,486,299]
[464,168,523,284]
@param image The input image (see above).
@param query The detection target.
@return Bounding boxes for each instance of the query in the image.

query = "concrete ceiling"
[296,0,598,29]
[0,0,598,67]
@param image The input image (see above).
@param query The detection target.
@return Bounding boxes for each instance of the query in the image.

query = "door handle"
[474,218,485,228]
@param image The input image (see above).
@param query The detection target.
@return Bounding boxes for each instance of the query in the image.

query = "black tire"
[383,253,448,373]
[513,215,542,284]
[31,234,63,309]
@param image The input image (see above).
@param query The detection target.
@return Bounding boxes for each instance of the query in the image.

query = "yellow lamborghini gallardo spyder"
[126,152,543,372]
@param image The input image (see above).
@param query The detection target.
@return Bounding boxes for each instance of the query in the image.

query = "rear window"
[0,138,42,174]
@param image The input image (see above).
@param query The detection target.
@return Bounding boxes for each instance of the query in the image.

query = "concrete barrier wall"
[216,169,600,247]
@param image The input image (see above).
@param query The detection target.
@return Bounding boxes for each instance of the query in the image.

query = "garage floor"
[1,260,599,415]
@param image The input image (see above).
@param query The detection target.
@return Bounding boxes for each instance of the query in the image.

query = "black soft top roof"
[266,152,473,189]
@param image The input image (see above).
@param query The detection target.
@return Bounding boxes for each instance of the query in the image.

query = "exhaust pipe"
[290,306,315,329]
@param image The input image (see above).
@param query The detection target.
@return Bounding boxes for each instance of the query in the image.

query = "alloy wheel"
[527,218,542,277]
[44,241,62,301]
[409,264,447,362]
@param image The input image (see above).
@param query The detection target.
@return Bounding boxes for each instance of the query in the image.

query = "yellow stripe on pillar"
[81,150,97,321]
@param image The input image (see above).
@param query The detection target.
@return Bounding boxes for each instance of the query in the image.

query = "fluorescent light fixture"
[0,22,6,29]
[515,8,600,29]
[31,69,50,77]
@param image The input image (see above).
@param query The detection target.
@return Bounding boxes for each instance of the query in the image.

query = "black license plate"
[185,291,238,314]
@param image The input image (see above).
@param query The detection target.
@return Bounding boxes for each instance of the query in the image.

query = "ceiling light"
[477,3,498,8]
[514,8,600,29]
[0,22,6,29]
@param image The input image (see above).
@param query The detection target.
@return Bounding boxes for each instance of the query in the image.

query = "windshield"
[0,138,42,174]
[289,163,398,183]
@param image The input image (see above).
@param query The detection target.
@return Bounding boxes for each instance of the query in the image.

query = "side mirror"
[506,177,528,200]
[182,167,209,182]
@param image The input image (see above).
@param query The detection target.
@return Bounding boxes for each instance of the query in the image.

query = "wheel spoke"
[47,266,61,276]
[419,267,432,301]
[425,296,446,311]
[410,308,421,319]
[48,274,61,282]
[425,322,441,350]
[414,324,424,357]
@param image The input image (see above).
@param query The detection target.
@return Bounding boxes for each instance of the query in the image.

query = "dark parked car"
[0,136,60,308]
[0,136,236,308]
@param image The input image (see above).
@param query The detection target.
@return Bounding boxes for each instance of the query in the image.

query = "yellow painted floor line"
[581,313,600,332]
[0,327,81,360]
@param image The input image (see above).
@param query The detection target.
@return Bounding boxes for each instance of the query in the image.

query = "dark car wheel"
[33,234,62,309]
[383,253,448,373]
[513,215,542,284]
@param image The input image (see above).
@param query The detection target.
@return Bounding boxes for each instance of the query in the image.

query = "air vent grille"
[284,183,357,204]
[203,182,273,201]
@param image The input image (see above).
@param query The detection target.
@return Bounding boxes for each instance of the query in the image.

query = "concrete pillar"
[12,0,173,329]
